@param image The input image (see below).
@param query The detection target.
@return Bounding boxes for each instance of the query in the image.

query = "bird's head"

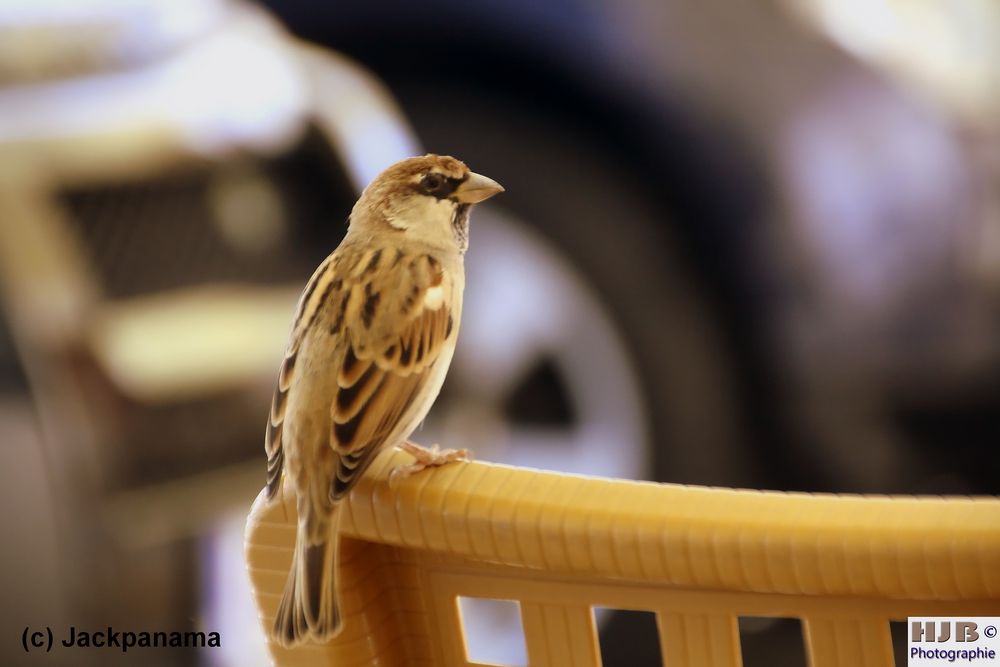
[350,154,504,252]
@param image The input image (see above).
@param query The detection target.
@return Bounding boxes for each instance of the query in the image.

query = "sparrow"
[264,154,503,647]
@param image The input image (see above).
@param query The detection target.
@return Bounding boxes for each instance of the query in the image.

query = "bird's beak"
[452,172,504,204]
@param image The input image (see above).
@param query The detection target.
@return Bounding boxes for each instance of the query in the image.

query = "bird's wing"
[264,253,337,500]
[328,250,454,499]
[264,248,455,501]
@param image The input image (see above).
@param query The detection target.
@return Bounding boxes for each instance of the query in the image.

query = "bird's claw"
[389,441,471,486]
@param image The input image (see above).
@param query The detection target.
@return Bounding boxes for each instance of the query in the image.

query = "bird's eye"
[421,173,445,194]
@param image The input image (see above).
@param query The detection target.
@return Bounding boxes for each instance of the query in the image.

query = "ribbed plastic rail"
[246,450,1000,666]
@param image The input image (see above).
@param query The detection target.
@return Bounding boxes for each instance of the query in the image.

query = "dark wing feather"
[264,255,337,499]
[265,248,455,501]
[327,254,454,500]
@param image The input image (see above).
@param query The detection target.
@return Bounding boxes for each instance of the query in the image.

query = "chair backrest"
[245,449,1000,666]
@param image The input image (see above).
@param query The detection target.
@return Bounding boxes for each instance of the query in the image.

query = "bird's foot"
[390,441,471,485]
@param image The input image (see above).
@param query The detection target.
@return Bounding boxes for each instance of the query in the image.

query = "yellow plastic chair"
[245,449,1000,666]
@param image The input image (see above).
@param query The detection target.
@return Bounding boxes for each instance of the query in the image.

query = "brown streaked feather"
[337,346,367,386]
[324,256,453,498]
[330,304,451,454]
[333,361,381,422]
[265,439,283,498]
[265,349,295,499]
[265,244,454,503]
[331,368,427,498]
[264,256,339,499]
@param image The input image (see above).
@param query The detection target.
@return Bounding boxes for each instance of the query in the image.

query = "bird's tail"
[271,510,342,647]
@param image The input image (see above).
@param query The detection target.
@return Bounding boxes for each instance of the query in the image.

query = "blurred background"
[1,0,998,665]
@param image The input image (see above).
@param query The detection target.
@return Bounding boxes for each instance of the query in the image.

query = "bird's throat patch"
[452,203,471,253]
